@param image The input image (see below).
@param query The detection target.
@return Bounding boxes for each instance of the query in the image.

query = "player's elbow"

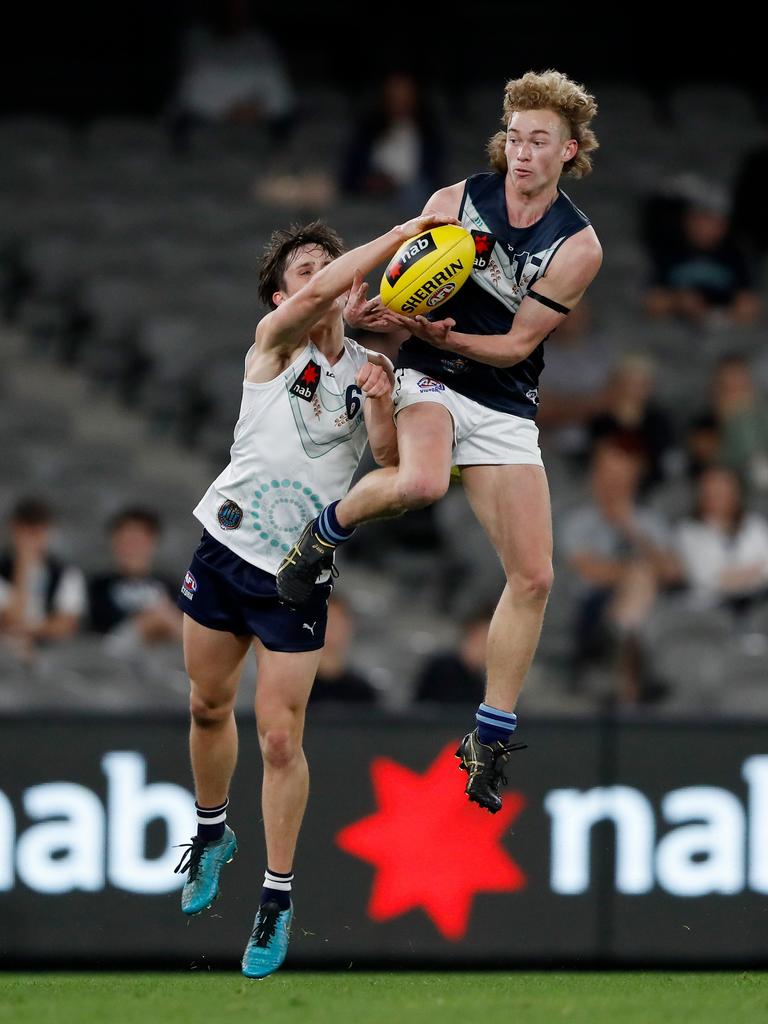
[371,440,399,468]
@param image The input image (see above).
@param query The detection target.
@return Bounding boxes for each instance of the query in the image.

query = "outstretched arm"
[386,228,603,368]
[257,211,458,356]
[343,181,466,338]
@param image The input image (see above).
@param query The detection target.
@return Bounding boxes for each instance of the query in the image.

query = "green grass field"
[1,972,766,1024]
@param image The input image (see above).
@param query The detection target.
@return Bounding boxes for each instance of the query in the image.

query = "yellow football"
[380,224,475,317]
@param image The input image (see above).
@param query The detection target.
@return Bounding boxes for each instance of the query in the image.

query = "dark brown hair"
[108,506,162,535]
[257,221,345,310]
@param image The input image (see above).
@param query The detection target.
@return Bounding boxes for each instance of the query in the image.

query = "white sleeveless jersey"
[194,338,372,576]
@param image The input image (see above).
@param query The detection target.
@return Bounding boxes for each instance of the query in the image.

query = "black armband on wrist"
[527,289,571,315]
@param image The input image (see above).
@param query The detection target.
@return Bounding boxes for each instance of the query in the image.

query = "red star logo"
[335,742,526,940]
[474,234,491,255]
[300,363,319,384]
[389,261,402,279]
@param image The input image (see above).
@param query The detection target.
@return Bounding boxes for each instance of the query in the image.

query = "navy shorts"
[177,531,332,652]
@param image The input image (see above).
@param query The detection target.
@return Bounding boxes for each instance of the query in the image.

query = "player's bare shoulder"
[245,313,305,384]
[548,224,603,294]
[422,180,466,219]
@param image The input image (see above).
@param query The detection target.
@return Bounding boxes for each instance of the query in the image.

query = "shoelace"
[491,741,528,786]
[251,903,281,948]
[173,835,208,882]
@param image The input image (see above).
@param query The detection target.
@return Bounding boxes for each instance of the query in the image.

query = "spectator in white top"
[173,1,295,144]
[0,498,86,659]
[676,466,768,613]
[340,71,444,207]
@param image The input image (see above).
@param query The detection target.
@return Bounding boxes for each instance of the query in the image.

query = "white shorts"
[393,368,544,467]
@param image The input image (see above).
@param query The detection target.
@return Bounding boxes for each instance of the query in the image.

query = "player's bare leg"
[253,640,320,872]
[176,615,250,913]
[242,640,320,978]
[463,463,554,708]
[456,464,553,812]
[337,403,455,525]
[185,615,249,806]
[276,404,453,605]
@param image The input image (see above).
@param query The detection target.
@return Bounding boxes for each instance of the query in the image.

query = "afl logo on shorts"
[426,282,456,307]
[417,376,446,393]
[217,499,243,530]
[181,571,197,600]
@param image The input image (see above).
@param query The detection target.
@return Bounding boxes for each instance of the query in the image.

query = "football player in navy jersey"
[277,70,602,815]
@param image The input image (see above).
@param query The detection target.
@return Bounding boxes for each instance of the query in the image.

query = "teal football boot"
[174,825,237,914]
[241,901,293,979]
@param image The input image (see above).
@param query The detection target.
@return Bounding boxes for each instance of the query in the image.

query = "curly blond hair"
[487,70,598,179]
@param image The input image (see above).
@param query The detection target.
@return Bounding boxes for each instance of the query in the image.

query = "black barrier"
[1,712,766,966]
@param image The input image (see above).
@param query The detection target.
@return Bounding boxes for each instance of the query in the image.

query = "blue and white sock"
[261,868,293,911]
[196,798,228,842]
[314,500,355,546]
[476,703,518,745]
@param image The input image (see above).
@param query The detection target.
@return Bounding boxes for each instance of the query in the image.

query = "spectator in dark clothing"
[684,413,721,481]
[414,609,491,704]
[0,497,85,660]
[340,72,443,207]
[561,439,679,703]
[88,508,180,649]
[309,595,377,705]
[588,354,675,493]
[645,189,759,326]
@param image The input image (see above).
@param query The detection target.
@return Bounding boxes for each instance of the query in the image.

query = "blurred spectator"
[710,355,768,491]
[172,1,295,144]
[309,595,377,705]
[537,300,614,458]
[561,439,679,702]
[414,608,491,704]
[588,354,676,492]
[88,508,181,651]
[340,71,443,206]
[684,413,721,481]
[0,498,85,659]
[676,466,768,613]
[645,185,759,327]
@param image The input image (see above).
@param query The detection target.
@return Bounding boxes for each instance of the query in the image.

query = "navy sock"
[195,798,228,842]
[475,703,518,745]
[314,500,355,545]
[261,868,293,911]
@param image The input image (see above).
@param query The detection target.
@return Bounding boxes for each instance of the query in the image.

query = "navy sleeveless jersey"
[397,172,590,418]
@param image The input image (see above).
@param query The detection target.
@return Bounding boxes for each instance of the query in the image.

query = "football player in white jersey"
[172,212,454,978]
[276,70,603,816]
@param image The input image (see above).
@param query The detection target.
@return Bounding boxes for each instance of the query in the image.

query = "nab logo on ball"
[384,232,437,286]
[380,224,476,319]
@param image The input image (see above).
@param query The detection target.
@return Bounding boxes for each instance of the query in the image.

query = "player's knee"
[190,691,234,728]
[509,562,554,603]
[260,727,300,770]
[397,472,449,510]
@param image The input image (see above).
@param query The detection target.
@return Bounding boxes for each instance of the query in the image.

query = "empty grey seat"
[87,117,171,156]
[669,85,759,134]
